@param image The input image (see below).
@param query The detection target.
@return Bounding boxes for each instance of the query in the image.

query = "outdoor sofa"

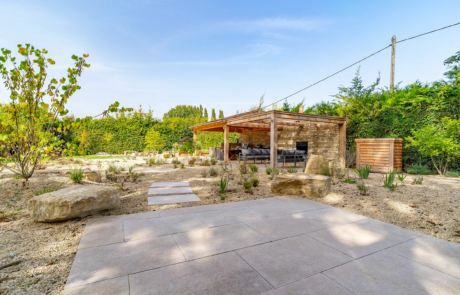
[239,148,308,167]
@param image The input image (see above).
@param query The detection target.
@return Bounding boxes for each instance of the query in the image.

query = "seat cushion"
[295,150,305,155]
[262,149,270,155]
[241,149,253,156]
[252,149,262,155]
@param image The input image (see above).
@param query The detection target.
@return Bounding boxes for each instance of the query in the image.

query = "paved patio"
[63,196,460,294]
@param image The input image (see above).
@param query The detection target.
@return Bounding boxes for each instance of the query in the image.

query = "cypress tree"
[218,110,224,118]
[204,108,208,120]
[199,105,203,118]
[211,108,216,121]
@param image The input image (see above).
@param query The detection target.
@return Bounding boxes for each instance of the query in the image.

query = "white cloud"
[225,17,326,32]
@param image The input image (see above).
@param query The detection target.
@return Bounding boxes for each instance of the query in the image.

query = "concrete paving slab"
[249,201,328,218]
[121,211,160,221]
[388,234,460,279]
[173,223,269,260]
[123,214,207,241]
[298,206,368,226]
[212,198,270,209]
[158,204,222,217]
[259,273,353,295]
[237,235,352,288]
[148,187,193,195]
[245,213,330,241]
[63,276,129,295]
[324,251,460,295]
[196,207,266,227]
[86,211,160,227]
[147,194,200,205]
[308,219,421,258]
[66,235,185,289]
[78,222,124,249]
[150,182,189,187]
[129,252,273,295]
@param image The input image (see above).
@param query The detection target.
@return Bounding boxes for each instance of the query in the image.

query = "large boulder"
[304,154,329,175]
[271,174,331,197]
[28,185,120,222]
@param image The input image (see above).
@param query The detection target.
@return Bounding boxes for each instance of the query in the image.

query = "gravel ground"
[0,158,459,294]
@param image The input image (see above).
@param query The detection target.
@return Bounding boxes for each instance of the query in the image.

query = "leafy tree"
[406,118,460,175]
[249,94,265,111]
[211,108,216,121]
[79,130,89,149]
[163,105,201,119]
[103,132,114,154]
[145,129,165,152]
[203,108,208,120]
[443,51,460,87]
[218,110,224,118]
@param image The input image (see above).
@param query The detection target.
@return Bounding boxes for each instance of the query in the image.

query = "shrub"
[251,178,260,187]
[155,160,164,165]
[147,158,156,166]
[203,159,211,166]
[239,161,248,174]
[189,157,196,165]
[250,164,258,172]
[406,164,431,175]
[413,176,424,184]
[445,171,460,177]
[243,181,253,190]
[397,174,406,183]
[320,163,330,176]
[332,167,346,179]
[209,168,218,177]
[128,166,144,182]
[108,164,124,174]
[356,181,369,195]
[34,185,63,196]
[180,163,185,169]
[70,167,84,184]
[384,170,397,191]
[219,177,228,194]
[287,167,297,173]
[201,170,207,178]
[342,178,357,184]
[354,165,371,179]
[211,157,217,165]
[270,167,279,180]
[265,168,272,175]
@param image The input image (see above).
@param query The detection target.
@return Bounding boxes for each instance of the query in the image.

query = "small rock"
[9,253,14,258]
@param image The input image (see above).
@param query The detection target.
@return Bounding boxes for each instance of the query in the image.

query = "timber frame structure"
[190,110,347,168]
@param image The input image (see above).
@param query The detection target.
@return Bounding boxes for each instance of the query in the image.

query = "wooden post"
[299,106,304,113]
[224,125,229,163]
[339,121,347,168]
[193,130,197,140]
[270,113,278,169]
[390,35,396,93]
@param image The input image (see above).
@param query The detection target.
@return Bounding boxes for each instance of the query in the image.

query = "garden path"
[147,181,201,205]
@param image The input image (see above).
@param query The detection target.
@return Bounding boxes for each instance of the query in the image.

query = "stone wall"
[239,123,340,166]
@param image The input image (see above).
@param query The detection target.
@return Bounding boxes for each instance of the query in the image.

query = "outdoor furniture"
[277,150,308,168]
[221,149,241,161]
[239,148,271,163]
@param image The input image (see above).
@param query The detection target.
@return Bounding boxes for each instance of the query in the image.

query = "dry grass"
[0,161,459,294]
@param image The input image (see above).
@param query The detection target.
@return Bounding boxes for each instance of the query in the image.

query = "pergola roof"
[190,110,346,133]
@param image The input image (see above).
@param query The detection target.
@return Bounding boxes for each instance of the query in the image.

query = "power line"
[263,21,460,110]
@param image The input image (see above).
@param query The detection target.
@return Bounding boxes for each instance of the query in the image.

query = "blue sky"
[1,0,459,118]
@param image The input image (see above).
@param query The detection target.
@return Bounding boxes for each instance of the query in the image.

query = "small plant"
[70,167,84,184]
[251,178,260,187]
[354,165,371,179]
[243,180,253,191]
[265,167,272,175]
[34,184,63,196]
[320,163,330,176]
[406,164,431,175]
[155,159,164,165]
[239,161,248,175]
[105,170,119,182]
[413,176,424,184]
[74,160,84,164]
[128,166,144,182]
[201,170,208,178]
[219,176,228,200]
[209,168,218,177]
[249,164,258,172]
[332,167,346,179]
[287,167,297,173]
[397,174,406,183]
[342,178,357,184]
[270,167,279,180]
[180,163,185,169]
[384,169,397,191]
[108,164,124,174]
[356,181,369,195]
[210,157,217,165]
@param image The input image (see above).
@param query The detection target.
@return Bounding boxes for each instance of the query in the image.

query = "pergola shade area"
[190,110,347,168]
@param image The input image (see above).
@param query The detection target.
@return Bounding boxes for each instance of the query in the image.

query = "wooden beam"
[275,111,346,124]
[226,113,270,125]
[270,112,278,169]
[224,125,229,163]
[339,121,347,168]
[192,121,226,132]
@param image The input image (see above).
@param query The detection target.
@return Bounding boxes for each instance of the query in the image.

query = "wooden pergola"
[190,110,347,168]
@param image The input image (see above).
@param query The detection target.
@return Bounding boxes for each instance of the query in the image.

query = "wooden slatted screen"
[355,138,403,173]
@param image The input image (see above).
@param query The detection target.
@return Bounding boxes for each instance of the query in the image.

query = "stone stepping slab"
[148,187,193,195]
[150,182,189,188]
[148,194,200,205]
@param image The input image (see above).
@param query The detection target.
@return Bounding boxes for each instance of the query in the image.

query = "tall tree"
[163,105,201,119]
[199,105,203,118]
[211,108,216,121]
[218,110,224,118]
[203,108,208,120]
